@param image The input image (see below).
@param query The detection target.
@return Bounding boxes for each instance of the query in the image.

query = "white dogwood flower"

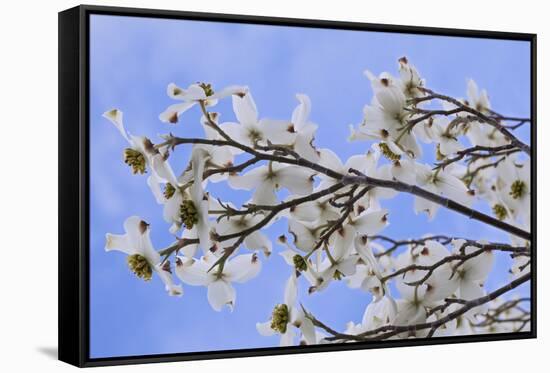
[350,71,422,158]
[159,82,248,123]
[414,163,474,219]
[288,94,320,162]
[256,273,316,346]
[175,252,261,311]
[466,79,491,113]
[229,162,315,205]
[105,216,182,297]
[448,239,494,320]
[397,56,426,99]
[214,213,273,256]
[220,92,295,149]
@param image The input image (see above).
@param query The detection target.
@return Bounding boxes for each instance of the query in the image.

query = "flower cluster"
[103,58,531,346]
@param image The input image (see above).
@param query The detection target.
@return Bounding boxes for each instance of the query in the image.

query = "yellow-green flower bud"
[164,183,176,199]
[492,204,508,220]
[292,255,307,272]
[198,82,214,97]
[379,142,401,162]
[123,148,146,174]
[333,269,344,281]
[270,304,290,334]
[127,254,153,281]
[180,199,199,229]
[509,180,526,199]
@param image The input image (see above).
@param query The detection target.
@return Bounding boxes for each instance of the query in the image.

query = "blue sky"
[89,14,531,358]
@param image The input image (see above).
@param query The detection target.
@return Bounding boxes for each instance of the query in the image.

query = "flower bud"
[379,142,401,162]
[270,304,290,334]
[164,183,176,199]
[492,204,508,220]
[179,199,199,229]
[292,255,307,272]
[509,180,526,199]
[123,148,146,174]
[127,254,153,281]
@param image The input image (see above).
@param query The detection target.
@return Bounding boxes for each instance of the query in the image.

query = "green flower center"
[292,255,307,272]
[124,148,146,174]
[164,183,176,199]
[127,254,153,281]
[180,199,199,229]
[492,204,508,220]
[198,82,214,97]
[333,269,344,281]
[248,128,263,143]
[270,304,290,334]
[379,142,401,162]
[510,180,526,199]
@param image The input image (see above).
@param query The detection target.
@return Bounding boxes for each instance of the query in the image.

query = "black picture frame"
[58,4,537,368]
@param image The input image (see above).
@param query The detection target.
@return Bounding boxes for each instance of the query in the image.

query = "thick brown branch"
[343,169,531,241]
[312,272,530,342]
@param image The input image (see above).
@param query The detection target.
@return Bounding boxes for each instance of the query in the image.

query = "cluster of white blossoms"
[103,57,531,346]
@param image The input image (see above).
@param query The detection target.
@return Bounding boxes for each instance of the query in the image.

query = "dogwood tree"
[103,57,531,346]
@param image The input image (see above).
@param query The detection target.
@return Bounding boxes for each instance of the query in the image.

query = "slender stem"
[417,88,531,155]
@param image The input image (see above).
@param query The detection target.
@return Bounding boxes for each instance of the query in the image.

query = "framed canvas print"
[58,5,536,367]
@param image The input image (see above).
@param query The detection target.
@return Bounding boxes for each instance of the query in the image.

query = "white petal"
[338,256,359,276]
[332,225,355,260]
[104,233,134,255]
[228,166,266,190]
[284,274,298,308]
[124,216,160,264]
[353,209,389,236]
[288,220,318,252]
[256,321,276,336]
[225,253,262,283]
[462,248,494,282]
[292,94,311,129]
[207,280,236,312]
[166,83,187,100]
[155,262,183,297]
[279,329,295,346]
[159,102,196,123]
[294,130,319,162]
[151,154,179,187]
[391,159,417,184]
[185,84,208,100]
[299,318,317,345]
[219,122,249,151]
[232,91,258,125]
[244,231,272,256]
[277,166,314,195]
[289,200,319,222]
[102,109,130,143]
[318,148,344,174]
[467,79,479,106]
[174,257,211,286]
[250,181,277,206]
[259,119,295,145]
[146,175,166,204]
[414,195,439,220]
[211,85,248,100]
